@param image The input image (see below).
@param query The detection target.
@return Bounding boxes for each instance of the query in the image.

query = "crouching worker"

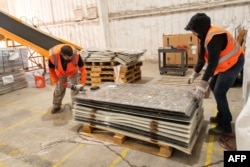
[48,44,87,114]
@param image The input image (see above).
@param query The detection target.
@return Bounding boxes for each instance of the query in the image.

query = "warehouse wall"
[6,0,106,49]
[3,0,250,61]
[0,1,8,12]
[107,0,250,60]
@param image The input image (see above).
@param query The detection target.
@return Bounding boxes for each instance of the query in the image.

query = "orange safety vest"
[204,26,243,75]
[49,44,80,78]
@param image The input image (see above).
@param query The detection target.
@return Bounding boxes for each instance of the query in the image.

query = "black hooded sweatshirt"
[185,13,227,81]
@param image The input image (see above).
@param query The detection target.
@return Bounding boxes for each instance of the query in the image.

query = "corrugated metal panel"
[108,0,191,13]
[4,0,250,61]
[6,0,103,49]
[7,0,97,24]
[0,1,9,12]
[38,21,106,49]
[7,0,53,23]
[107,0,250,60]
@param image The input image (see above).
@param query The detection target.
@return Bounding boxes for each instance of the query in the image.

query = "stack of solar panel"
[0,48,28,95]
[73,84,203,154]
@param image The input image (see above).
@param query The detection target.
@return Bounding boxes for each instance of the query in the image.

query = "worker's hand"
[74,84,85,91]
[195,80,209,99]
[188,71,199,84]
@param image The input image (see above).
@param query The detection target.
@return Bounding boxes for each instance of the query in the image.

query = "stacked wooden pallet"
[80,48,146,86]
[118,61,142,83]
[85,61,143,86]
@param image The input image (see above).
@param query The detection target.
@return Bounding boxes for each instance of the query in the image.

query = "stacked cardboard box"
[162,33,199,66]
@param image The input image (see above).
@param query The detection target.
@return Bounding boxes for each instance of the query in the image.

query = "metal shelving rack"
[158,47,188,76]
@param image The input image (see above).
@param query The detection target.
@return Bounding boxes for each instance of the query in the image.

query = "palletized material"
[0,48,28,94]
[73,84,203,154]
[0,70,28,95]
[0,48,28,73]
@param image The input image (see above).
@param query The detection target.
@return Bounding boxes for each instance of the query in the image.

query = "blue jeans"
[209,54,245,132]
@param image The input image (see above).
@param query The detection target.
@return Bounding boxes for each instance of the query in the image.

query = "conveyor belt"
[0,10,82,57]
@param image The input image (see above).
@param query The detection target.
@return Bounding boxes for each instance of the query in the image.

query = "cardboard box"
[163,35,179,47]
[162,33,199,66]
[164,52,187,65]
[165,53,177,65]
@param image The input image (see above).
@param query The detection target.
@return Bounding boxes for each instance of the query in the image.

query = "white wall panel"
[38,21,106,49]
[7,0,97,24]
[7,0,53,24]
[4,0,250,61]
[107,0,189,13]
[6,0,103,49]
[108,1,250,61]
[0,1,9,12]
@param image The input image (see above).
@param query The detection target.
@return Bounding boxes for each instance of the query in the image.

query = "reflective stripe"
[51,48,58,69]
[72,48,77,66]
[204,30,226,50]
[219,39,240,64]
[204,30,240,65]
[205,30,226,44]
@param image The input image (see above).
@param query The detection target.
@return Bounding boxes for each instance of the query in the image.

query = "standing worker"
[185,13,245,135]
[48,44,87,114]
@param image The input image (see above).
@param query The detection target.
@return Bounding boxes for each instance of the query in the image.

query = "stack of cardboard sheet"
[73,84,203,154]
[0,48,28,95]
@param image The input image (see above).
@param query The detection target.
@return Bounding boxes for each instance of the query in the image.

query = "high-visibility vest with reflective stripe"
[49,44,79,77]
[204,26,243,75]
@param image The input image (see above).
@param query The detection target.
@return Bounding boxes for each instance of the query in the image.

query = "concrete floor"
[0,61,244,167]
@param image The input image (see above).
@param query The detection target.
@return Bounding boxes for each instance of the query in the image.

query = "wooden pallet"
[85,61,119,67]
[79,124,173,158]
[85,61,143,86]
[121,70,141,83]
[120,61,143,73]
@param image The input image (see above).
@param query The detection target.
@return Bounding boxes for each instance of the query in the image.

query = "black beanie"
[185,13,211,38]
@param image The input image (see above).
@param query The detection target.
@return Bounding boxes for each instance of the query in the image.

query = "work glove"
[195,80,209,99]
[188,71,199,84]
[73,84,85,91]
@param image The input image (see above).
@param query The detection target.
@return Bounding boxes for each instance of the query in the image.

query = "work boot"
[210,116,218,123]
[208,126,232,135]
[51,107,61,114]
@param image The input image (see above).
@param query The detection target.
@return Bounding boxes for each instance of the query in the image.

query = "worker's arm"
[187,40,206,84]
[194,34,227,99]
[202,33,227,81]
[194,40,206,74]
[48,59,59,84]
[78,56,87,85]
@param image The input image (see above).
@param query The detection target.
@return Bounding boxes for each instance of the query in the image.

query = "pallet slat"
[80,124,173,158]
[85,61,143,86]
